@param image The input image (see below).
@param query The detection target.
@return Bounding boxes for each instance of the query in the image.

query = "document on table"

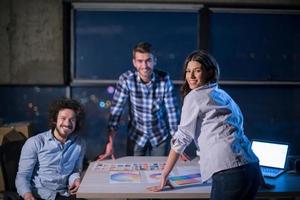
[109,171,141,184]
[169,165,202,186]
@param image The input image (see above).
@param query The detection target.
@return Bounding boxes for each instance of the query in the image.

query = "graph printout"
[109,171,141,184]
[169,173,201,185]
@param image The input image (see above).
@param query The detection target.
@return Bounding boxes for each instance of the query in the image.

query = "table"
[77,156,211,199]
[258,170,300,199]
[77,156,300,199]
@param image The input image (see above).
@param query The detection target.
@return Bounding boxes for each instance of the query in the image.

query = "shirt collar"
[136,71,155,85]
[46,129,76,143]
[46,130,53,141]
[194,82,218,91]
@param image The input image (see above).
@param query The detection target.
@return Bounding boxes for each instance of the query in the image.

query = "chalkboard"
[223,84,300,156]
[210,10,300,81]
[73,10,198,81]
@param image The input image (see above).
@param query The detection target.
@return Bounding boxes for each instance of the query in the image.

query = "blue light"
[99,101,105,108]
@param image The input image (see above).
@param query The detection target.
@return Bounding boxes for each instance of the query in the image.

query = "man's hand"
[69,178,81,195]
[97,141,115,160]
[24,192,36,200]
[97,131,116,160]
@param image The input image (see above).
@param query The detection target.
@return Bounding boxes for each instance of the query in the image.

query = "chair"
[0,130,26,200]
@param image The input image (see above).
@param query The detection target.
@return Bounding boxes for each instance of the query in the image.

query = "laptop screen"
[251,140,288,169]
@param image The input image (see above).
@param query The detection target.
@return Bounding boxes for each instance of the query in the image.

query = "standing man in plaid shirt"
[98,41,180,159]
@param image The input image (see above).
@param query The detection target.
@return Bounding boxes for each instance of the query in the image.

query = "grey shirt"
[171,83,258,181]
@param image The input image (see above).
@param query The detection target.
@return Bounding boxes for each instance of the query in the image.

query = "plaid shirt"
[108,69,179,147]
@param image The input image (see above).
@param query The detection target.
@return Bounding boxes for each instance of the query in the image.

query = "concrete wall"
[0,0,63,84]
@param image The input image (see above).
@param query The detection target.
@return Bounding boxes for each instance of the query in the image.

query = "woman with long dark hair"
[148,50,262,199]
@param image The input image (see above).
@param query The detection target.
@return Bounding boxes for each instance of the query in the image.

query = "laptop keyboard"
[261,166,284,178]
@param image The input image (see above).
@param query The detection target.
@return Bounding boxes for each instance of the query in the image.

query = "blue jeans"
[210,162,261,200]
[127,139,169,156]
[36,194,76,200]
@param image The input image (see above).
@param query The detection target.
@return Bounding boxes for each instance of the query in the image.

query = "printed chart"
[109,171,141,184]
[169,173,201,185]
[93,161,201,185]
[93,162,165,171]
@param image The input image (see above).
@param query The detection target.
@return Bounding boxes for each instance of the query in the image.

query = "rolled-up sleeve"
[171,130,193,154]
[171,93,199,154]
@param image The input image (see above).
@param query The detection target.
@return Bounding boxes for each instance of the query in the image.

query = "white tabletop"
[77,156,211,199]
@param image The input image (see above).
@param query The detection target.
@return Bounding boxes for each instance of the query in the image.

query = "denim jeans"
[35,194,76,200]
[210,162,261,200]
[55,194,76,200]
[127,139,169,156]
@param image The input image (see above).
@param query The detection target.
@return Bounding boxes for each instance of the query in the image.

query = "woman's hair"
[48,97,85,133]
[180,50,220,98]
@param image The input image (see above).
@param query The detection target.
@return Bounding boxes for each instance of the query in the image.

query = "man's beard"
[55,125,72,139]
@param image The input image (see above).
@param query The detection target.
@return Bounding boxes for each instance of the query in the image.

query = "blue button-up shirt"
[171,83,259,182]
[108,69,179,147]
[15,130,86,200]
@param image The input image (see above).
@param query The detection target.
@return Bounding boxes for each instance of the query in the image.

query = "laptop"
[251,140,289,178]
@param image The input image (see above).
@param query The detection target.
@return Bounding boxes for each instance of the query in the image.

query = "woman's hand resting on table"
[147,175,174,192]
